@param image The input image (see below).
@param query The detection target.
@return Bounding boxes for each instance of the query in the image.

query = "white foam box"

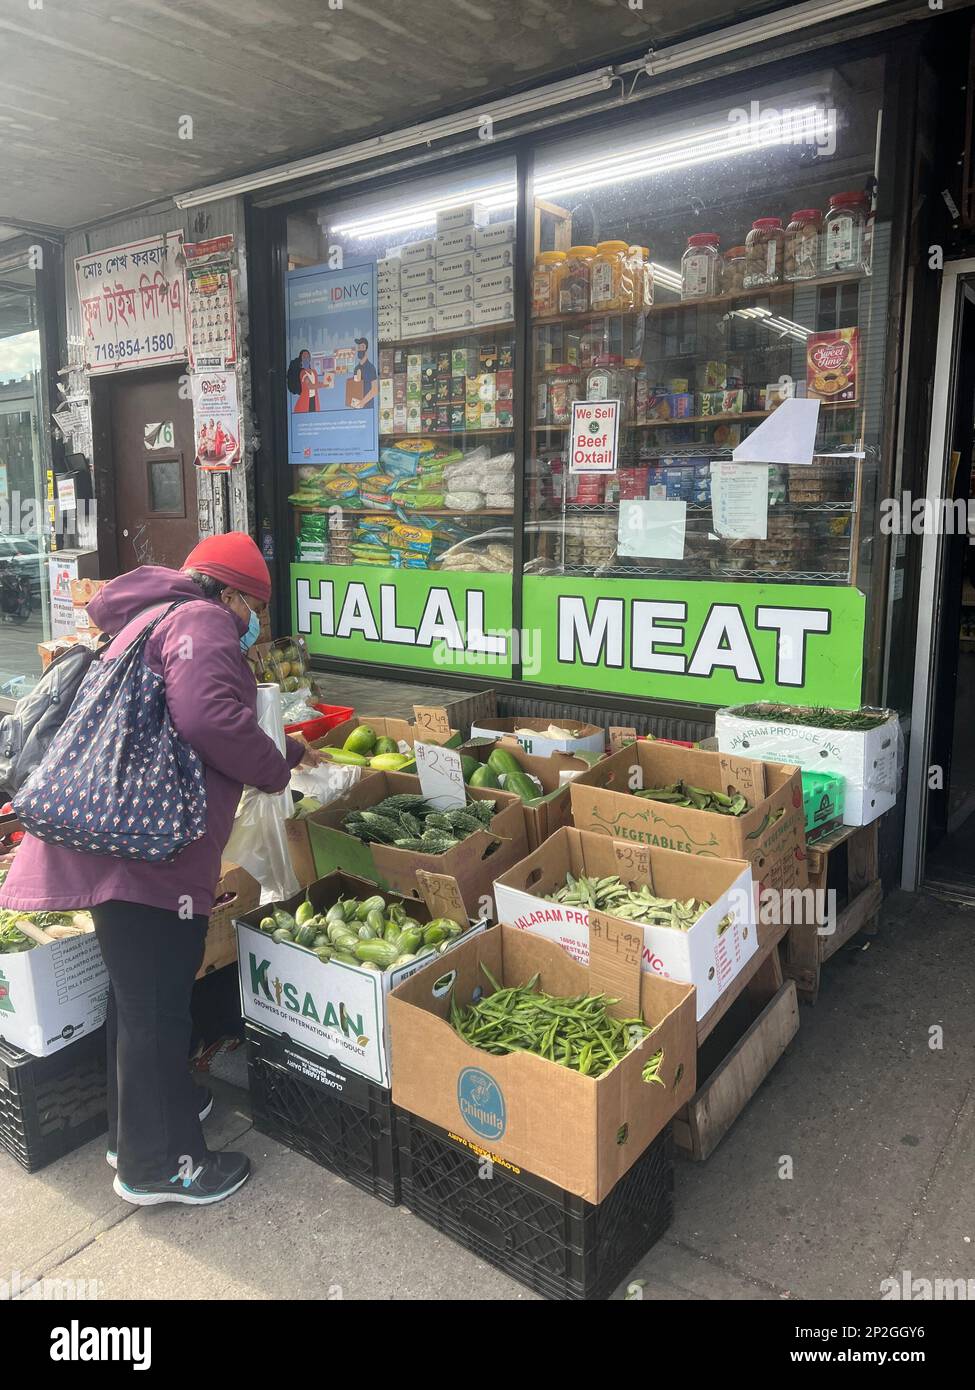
[436,202,490,232]
[470,715,604,757]
[435,277,474,307]
[435,251,475,282]
[436,305,475,331]
[401,309,437,337]
[474,268,514,298]
[493,827,759,1021]
[400,262,436,289]
[476,219,515,248]
[472,293,514,325]
[435,228,477,257]
[0,931,109,1057]
[715,707,900,826]
[399,237,435,265]
[401,284,437,312]
[474,245,514,273]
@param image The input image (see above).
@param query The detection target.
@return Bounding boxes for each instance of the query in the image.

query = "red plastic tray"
[284,703,354,741]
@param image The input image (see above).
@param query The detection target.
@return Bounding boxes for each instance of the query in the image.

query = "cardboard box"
[569,742,808,895]
[435,228,477,257]
[493,827,757,1020]
[473,293,514,325]
[401,309,437,338]
[436,202,490,232]
[197,863,260,979]
[297,773,529,919]
[400,262,436,289]
[715,705,899,826]
[437,305,475,332]
[435,251,475,282]
[388,924,696,1202]
[235,871,486,1087]
[401,284,437,312]
[0,928,108,1058]
[462,741,595,851]
[474,268,514,298]
[473,245,514,274]
[470,716,605,759]
[475,219,515,248]
[399,237,435,264]
[435,277,474,307]
[69,577,106,642]
[377,256,401,281]
[37,636,81,671]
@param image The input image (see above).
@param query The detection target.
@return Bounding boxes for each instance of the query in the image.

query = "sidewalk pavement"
[3,887,972,1301]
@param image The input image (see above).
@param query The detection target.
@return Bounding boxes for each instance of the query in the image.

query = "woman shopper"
[0,533,318,1207]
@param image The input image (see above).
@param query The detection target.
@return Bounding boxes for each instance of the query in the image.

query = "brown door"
[107,366,199,572]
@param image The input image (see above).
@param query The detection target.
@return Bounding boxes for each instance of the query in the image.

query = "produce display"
[256,638,309,694]
[544,872,726,933]
[730,703,889,732]
[449,964,658,1080]
[635,780,749,815]
[512,723,584,740]
[341,792,499,853]
[319,724,417,772]
[257,892,466,971]
[0,909,95,952]
[463,747,542,803]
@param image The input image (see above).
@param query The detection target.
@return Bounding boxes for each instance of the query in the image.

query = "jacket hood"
[87,565,246,637]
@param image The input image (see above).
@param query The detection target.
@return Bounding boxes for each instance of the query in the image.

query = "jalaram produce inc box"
[569,741,807,894]
[493,827,757,1021]
[388,924,696,1203]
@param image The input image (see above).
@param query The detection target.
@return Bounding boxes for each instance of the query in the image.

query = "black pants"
[92,901,209,1186]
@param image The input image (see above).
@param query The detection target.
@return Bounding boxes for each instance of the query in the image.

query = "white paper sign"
[48,554,79,638]
[414,740,466,810]
[617,498,686,559]
[710,462,770,539]
[75,233,188,374]
[732,397,821,466]
[568,399,619,473]
[191,370,241,472]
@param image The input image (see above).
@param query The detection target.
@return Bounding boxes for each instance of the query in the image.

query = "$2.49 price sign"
[413,741,466,810]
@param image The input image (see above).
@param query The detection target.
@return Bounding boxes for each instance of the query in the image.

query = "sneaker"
[113,1151,251,1207]
[106,1089,214,1169]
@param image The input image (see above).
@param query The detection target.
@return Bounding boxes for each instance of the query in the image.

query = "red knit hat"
[182,532,271,603]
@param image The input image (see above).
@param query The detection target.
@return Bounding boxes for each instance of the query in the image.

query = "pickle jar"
[743,217,786,288]
[532,251,566,318]
[590,240,630,311]
[784,209,822,282]
[681,233,721,300]
[548,364,582,425]
[721,245,747,294]
[559,245,597,315]
[822,191,868,273]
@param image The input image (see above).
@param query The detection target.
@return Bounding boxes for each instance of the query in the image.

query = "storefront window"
[287,158,518,680]
[524,57,887,707]
[0,263,50,699]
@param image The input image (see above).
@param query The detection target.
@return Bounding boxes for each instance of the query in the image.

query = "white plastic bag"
[223,785,299,904]
[290,761,365,804]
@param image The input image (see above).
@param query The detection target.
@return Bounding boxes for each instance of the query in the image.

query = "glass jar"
[681,233,721,300]
[559,245,596,315]
[625,246,647,310]
[721,246,747,294]
[548,365,582,425]
[585,354,634,418]
[784,210,822,282]
[822,191,868,273]
[590,240,630,311]
[744,218,786,288]
[532,251,566,318]
[640,246,654,306]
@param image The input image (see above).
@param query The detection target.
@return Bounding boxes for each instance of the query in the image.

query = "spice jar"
[744,217,786,288]
[548,365,582,425]
[532,251,566,318]
[784,210,822,282]
[559,246,596,315]
[681,233,721,300]
[590,240,630,311]
[721,246,747,294]
[822,191,868,273]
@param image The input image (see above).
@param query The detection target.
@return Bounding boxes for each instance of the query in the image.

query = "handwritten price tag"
[609,726,638,752]
[588,909,643,1016]
[416,870,469,925]
[718,754,766,801]
[413,740,466,810]
[413,705,452,742]
[613,840,652,884]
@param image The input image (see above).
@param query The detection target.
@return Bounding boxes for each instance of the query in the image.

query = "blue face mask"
[239,600,261,652]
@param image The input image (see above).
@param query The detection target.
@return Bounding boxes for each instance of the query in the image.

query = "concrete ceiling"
[0,0,790,232]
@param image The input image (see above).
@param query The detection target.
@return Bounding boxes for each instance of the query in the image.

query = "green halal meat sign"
[291,565,864,706]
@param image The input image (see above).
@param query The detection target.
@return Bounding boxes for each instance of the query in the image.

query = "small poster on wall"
[184,235,238,370]
[568,399,619,473]
[191,370,241,473]
[75,233,188,374]
[285,260,379,466]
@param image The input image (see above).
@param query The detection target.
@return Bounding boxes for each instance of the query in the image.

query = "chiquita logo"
[457,1067,506,1140]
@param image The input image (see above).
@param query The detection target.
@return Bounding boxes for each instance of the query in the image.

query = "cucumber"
[294,922,319,948]
[487,746,523,778]
[272,927,294,944]
[355,895,386,921]
[503,770,542,803]
[354,939,400,968]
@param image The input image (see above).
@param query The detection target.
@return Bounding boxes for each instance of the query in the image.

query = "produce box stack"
[388,923,695,1299]
[458,739,598,851]
[236,871,485,1203]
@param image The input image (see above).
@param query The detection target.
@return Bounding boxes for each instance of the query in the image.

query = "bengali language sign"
[75,232,188,374]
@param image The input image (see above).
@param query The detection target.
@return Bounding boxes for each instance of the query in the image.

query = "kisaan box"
[493,827,757,1020]
[569,741,808,895]
[388,923,696,1203]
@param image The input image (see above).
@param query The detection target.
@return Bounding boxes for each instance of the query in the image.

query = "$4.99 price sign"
[569,399,620,473]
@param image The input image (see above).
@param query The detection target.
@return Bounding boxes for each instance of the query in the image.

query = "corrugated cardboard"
[315,715,460,753]
[388,924,696,1203]
[462,740,594,851]
[285,768,382,887]
[493,827,757,1020]
[569,742,808,894]
[0,931,108,1058]
[299,772,528,919]
[470,716,605,758]
[197,863,260,979]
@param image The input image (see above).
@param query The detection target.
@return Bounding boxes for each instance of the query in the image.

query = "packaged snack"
[806,327,859,403]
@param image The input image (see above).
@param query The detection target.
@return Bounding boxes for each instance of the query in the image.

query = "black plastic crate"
[245,1023,399,1206]
[396,1110,673,1300]
[0,1028,108,1173]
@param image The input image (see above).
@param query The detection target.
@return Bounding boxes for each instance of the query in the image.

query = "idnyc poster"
[285,260,379,466]
[191,369,240,472]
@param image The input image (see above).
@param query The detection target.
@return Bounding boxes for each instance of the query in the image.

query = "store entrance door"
[904,261,975,894]
[106,366,198,573]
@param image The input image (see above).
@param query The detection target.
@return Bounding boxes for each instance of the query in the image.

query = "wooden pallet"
[673,920,800,1161]
[783,820,882,1006]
